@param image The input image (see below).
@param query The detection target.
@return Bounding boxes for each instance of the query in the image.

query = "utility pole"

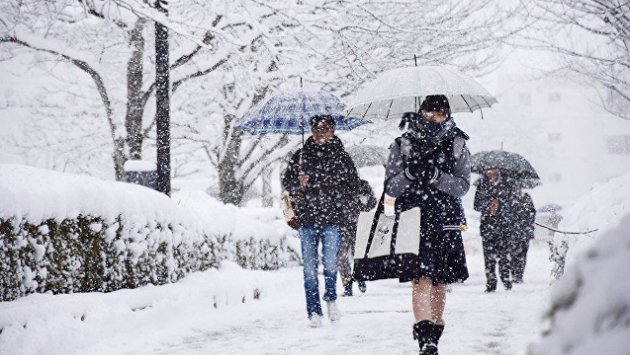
[155,0,171,196]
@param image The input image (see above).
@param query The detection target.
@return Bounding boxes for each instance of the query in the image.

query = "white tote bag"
[353,193,422,281]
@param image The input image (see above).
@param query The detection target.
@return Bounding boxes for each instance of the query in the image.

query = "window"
[519,92,531,106]
[549,173,562,182]
[548,132,562,142]
[606,135,630,155]
[548,92,561,102]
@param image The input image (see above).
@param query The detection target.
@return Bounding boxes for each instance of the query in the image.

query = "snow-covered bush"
[549,172,630,279]
[172,192,301,271]
[0,165,228,301]
[529,213,630,354]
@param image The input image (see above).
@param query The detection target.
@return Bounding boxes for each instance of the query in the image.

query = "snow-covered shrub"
[233,237,300,270]
[0,165,225,301]
[549,172,630,279]
[172,192,301,270]
[528,213,630,355]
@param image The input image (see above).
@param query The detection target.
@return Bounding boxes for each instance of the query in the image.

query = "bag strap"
[362,191,386,259]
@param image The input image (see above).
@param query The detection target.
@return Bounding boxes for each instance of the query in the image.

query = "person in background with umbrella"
[282,114,360,328]
[473,169,517,292]
[338,178,376,297]
[384,95,471,355]
[471,151,540,291]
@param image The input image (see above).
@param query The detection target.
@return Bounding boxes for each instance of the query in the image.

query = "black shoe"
[342,284,353,297]
[504,281,512,291]
[484,284,496,293]
[358,281,367,293]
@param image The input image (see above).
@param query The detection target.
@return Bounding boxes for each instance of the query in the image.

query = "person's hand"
[405,158,439,183]
[298,173,309,188]
[489,198,499,216]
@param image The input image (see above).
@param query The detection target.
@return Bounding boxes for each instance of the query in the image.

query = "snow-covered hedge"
[548,172,630,279]
[172,192,301,271]
[0,213,221,301]
[0,165,297,301]
[529,213,630,354]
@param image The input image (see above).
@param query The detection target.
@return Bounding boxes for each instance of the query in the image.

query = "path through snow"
[1,238,553,355]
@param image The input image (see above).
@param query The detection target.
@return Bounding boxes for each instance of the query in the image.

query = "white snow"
[528,174,630,355]
[123,160,156,172]
[2,164,628,354]
[548,171,630,278]
[0,239,554,355]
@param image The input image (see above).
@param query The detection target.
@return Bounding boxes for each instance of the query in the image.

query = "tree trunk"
[218,115,245,205]
[261,164,273,207]
[125,19,146,160]
[112,137,126,181]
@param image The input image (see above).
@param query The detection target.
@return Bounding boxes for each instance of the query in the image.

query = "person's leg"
[481,236,498,292]
[498,252,511,288]
[337,226,353,294]
[413,277,444,354]
[412,277,433,321]
[430,283,446,324]
[299,226,322,318]
[515,238,530,282]
[497,226,512,289]
[510,237,523,282]
[321,225,341,303]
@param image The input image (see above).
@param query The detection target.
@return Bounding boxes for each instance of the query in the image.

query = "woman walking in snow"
[384,95,471,355]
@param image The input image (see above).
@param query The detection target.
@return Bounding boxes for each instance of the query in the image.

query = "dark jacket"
[473,176,535,238]
[473,176,519,220]
[384,130,471,234]
[513,192,536,240]
[282,136,360,227]
[346,179,377,224]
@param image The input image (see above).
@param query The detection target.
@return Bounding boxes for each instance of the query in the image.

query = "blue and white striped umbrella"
[236,91,371,134]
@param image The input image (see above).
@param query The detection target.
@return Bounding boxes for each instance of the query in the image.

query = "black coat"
[512,192,536,240]
[474,176,535,238]
[282,136,360,227]
[347,179,377,224]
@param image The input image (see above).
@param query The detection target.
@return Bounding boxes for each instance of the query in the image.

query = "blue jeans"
[299,225,341,318]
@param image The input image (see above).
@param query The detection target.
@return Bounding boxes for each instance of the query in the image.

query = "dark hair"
[309,114,336,128]
[420,95,451,116]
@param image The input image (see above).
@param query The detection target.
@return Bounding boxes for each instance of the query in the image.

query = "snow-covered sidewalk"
[1,237,552,355]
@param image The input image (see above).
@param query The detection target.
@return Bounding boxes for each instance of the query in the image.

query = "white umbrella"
[346,66,498,120]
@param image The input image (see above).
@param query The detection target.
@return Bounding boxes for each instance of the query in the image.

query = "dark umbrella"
[471,150,540,185]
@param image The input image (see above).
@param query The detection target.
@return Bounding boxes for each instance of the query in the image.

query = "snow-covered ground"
[0,225,553,355]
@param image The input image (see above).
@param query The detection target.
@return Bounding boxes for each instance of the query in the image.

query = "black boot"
[343,283,353,297]
[485,280,497,293]
[413,320,443,355]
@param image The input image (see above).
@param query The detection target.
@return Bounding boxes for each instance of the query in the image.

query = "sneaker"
[308,314,323,328]
[358,280,367,293]
[484,285,496,293]
[326,301,341,322]
[342,284,353,297]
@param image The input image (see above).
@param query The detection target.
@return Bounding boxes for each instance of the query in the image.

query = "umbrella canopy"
[471,150,540,181]
[236,91,370,135]
[346,66,498,120]
[346,144,389,168]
